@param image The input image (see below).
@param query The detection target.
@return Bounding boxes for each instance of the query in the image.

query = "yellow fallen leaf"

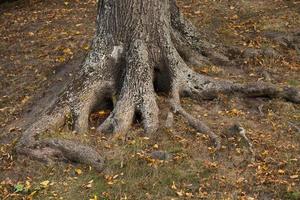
[83,45,90,50]
[171,181,177,190]
[89,195,98,200]
[75,168,82,175]
[128,140,136,145]
[40,180,50,187]
[25,180,31,190]
[56,56,66,63]
[107,181,114,185]
[98,110,108,116]
[21,96,30,104]
[63,48,73,55]
[176,190,184,197]
[153,144,159,149]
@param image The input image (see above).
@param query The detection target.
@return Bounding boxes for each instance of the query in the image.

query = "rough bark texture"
[16,0,300,171]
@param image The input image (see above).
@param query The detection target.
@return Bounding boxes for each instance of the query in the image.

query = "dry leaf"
[40,180,50,187]
[290,175,299,179]
[171,181,177,190]
[75,168,82,175]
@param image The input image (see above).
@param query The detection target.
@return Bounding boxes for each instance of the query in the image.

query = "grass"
[288,79,299,87]
[16,128,218,200]
[284,191,300,200]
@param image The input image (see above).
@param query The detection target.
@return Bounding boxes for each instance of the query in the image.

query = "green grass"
[284,191,300,200]
[288,79,299,87]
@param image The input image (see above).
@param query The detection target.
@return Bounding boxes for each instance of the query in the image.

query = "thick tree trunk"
[15,0,300,171]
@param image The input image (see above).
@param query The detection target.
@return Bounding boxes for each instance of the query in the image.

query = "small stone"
[150,151,171,160]
[242,48,261,59]
[263,48,278,58]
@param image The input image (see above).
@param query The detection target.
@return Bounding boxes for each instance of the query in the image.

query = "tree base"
[15,0,300,171]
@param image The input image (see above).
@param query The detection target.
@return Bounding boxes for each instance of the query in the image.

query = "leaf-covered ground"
[0,0,299,199]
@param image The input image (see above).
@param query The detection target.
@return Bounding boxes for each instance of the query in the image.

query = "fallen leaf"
[75,168,82,175]
[40,180,50,187]
[171,181,177,190]
[176,190,184,197]
[89,195,98,200]
[290,175,299,179]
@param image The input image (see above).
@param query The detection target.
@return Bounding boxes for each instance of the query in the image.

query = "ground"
[0,0,299,199]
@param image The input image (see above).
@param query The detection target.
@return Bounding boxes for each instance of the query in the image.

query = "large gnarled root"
[16,107,69,150]
[14,35,117,171]
[161,30,299,150]
[15,106,105,171]
[15,79,112,171]
[41,139,104,172]
[161,41,221,149]
[98,39,159,135]
[179,71,300,103]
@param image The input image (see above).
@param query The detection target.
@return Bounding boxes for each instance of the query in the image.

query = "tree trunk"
[16,0,300,171]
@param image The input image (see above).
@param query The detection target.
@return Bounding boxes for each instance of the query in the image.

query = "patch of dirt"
[0,0,299,199]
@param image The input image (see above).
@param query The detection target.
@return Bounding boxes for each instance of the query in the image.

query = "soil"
[0,0,299,199]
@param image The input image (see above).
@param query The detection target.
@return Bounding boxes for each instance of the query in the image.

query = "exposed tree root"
[15,0,300,170]
[41,139,104,172]
[15,107,105,171]
[170,100,221,150]
[264,30,300,52]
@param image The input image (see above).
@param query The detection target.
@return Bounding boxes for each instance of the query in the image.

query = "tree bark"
[15,0,300,171]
